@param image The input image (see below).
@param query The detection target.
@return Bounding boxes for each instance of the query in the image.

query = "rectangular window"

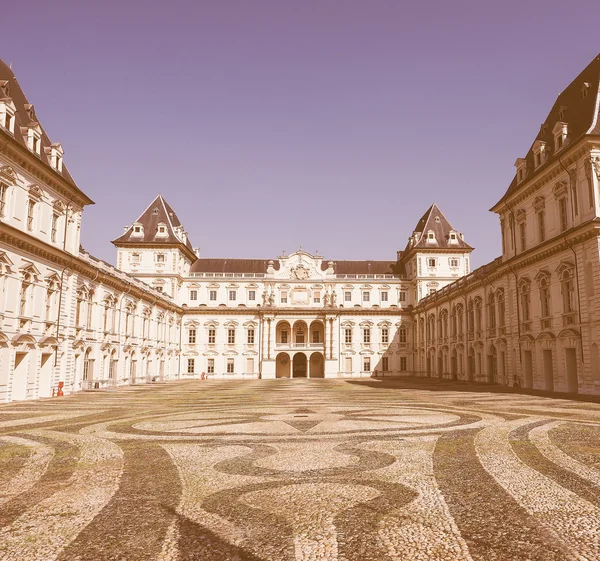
[228,329,235,344]
[131,253,140,264]
[559,198,568,232]
[228,290,237,301]
[246,358,254,374]
[190,290,198,301]
[281,291,288,304]
[27,199,35,231]
[381,291,388,302]
[428,258,436,268]
[156,254,166,263]
[0,182,6,217]
[227,358,234,373]
[399,291,407,302]
[247,329,255,344]
[208,328,216,344]
[187,358,195,373]
[188,328,196,344]
[344,291,352,302]
[248,290,256,301]
[381,327,389,344]
[314,290,321,303]
[400,357,407,372]
[51,213,58,243]
[345,328,352,344]
[363,357,371,372]
[450,258,459,268]
[207,358,215,373]
[519,222,526,252]
[382,357,389,371]
[209,290,217,301]
[281,330,288,344]
[363,328,371,344]
[345,357,353,373]
[362,291,370,302]
[537,210,545,242]
[312,330,320,343]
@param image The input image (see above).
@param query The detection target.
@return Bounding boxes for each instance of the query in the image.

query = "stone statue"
[323,292,330,306]
[268,292,275,306]
[331,291,337,306]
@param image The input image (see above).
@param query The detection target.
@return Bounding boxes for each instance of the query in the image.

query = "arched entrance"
[309,352,324,378]
[276,353,291,378]
[293,353,307,378]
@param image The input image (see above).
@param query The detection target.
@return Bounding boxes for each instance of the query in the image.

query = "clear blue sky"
[2,1,599,268]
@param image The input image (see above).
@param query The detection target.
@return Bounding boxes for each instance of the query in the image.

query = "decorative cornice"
[413,219,600,313]
[0,222,181,313]
[0,131,93,207]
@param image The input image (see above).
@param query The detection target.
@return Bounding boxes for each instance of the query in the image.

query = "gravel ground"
[0,378,599,560]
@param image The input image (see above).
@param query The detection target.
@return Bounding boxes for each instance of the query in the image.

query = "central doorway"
[293,353,307,378]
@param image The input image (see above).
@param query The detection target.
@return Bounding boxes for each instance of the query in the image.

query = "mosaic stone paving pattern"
[1,379,600,561]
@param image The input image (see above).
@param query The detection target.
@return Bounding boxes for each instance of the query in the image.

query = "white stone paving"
[0,430,123,561]
[0,436,54,505]
[361,437,473,561]
[475,418,600,561]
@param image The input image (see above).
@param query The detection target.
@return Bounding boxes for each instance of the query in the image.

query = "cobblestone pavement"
[1,379,600,561]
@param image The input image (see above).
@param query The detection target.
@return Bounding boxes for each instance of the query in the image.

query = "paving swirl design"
[1,379,600,561]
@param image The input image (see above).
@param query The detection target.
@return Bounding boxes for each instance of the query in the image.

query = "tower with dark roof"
[112,194,198,297]
[400,203,473,302]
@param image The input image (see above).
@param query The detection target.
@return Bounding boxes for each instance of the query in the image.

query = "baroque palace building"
[0,54,600,401]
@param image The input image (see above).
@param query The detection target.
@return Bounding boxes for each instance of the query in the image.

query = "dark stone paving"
[0,378,599,560]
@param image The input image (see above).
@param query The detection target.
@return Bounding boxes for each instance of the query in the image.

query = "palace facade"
[1,54,600,401]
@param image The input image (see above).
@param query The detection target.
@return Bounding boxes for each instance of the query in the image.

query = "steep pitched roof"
[112,194,196,259]
[326,260,405,275]
[190,259,278,274]
[402,203,472,253]
[0,60,92,204]
[189,257,404,275]
[492,53,600,210]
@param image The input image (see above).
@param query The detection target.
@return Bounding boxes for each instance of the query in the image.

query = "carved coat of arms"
[291,264,310,280]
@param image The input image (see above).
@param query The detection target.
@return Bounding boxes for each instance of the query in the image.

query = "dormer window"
[553,122,568,152]
[532,140,546,169]
[132,223,144,236]
[515,158,527,183]
[0,98,16,134]
[582,82,590,99]
[22,125,43,155]
[448,231,458,244]
[44,143,64,172]
[558,105,567,120]
[156,223,168,236]
[426,231,436,243]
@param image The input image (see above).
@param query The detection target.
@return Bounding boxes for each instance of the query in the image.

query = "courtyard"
[0,379,599,561]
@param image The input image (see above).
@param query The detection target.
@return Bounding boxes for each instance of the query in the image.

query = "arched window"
[488,292,496,329]
[19,271,33,317]
[561,269,575,314]
[539,276,551,318]
[519,279,531,322]
[467,299,475,334]
[457,304,464,336]
[497,290,506,330]
[45,277,60,321]
[474,298,483,334]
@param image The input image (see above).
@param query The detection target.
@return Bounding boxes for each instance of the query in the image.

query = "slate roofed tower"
[401,203,473,303]
[112,195,197,296]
